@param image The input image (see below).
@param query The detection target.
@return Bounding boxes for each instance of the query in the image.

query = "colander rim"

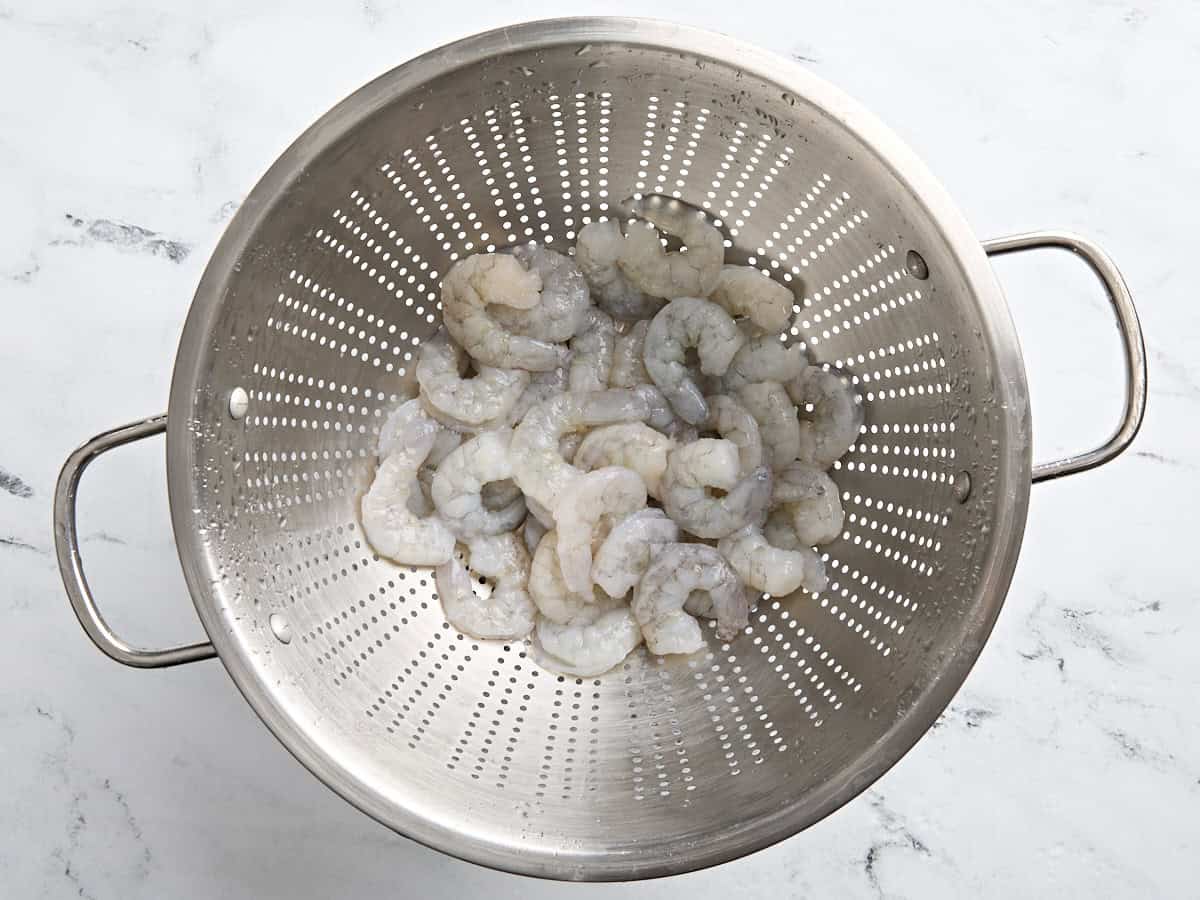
[166,16,1032,881]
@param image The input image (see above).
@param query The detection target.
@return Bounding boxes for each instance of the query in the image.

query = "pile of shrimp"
[361,195,861,676]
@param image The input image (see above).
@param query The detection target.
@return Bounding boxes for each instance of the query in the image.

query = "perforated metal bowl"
[53,18,1146,881]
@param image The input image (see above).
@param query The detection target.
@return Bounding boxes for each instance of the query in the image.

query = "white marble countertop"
[2,1,1196,896]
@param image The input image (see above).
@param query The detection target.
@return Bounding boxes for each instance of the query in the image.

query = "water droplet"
[269,613,292,644]
[906,250,929,280]
[953,470,972,503]
[228,387,249,420]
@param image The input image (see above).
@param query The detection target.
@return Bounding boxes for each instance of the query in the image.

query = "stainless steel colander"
[53,18,1146,881]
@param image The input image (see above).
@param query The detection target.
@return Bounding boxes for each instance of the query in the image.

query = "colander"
[52,18,1146,881]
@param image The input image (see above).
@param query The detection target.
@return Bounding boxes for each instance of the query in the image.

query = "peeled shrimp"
[558,431,584,464]
[435,532,536,640]
[554,466,648,594]
[773,461,845,546]
[531,594,643,677]
[763,508,829,593]
[509,389,652,512]
[507,366,568,426]
[575,219,663,321]
[787,366,864,467]
[491,242,591,343]
[633,543,746,651]
[643,297,745,425]
[362,433,455,566]
[528,529,593,624]
[708,265,794,333]
[618,195,724,298]
[717,524,824,597]
[377,397,441,459]
[431,429,527,537]
[722,333,808,391]
[660,439,773,539]
[703,394,763,475]
[416,329,530,426]
[440,253,566,371]
[608,319,651,388]
[736,381,801,470]
[574,422,674,499]
[592,508,680,598]
[521,514,548,557]
[568,308,616,393]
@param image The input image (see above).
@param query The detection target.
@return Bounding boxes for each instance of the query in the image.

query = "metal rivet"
[229,387,249,420]
[906,249,929,280]
[953,470,972,503]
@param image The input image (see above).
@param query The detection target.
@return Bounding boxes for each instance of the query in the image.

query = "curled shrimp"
[435,532,536,640]
[592,508,680,598]
[787,366,864,467]
[521,514,548,557]
[633,542,746,651]
[568,308,616,393]
[703,394,763,475]
[575,219,663,321]
[618,195,724,298]
[441,253,567,372]
[763,508,829,593]
[717,524,824,596]
[643,297,745,425]
[608,319,651,388]
[362,423,456,566]
[660,439,773,539]
[431,429,527,537]
[722,333,808,391]
[736,381,801,470]
[416,329,530,426]
[708,265,794,333]
[377,397,441,459]
[554,466,648,594]
[528,529,594,624]
[575,422,675,500]
[509,388,653,512]
[530,593,643,677]
[491,242,591,343]
[773,461,845,546]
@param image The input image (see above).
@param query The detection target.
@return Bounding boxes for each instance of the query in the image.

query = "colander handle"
[983,231,1147,483]
[53,414,218,668]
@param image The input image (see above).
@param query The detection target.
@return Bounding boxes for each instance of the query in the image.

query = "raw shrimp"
[643,297,745,425]
[575,422,674,500]
[554,466,648,594]
[416,329,530,426]
[618,195,724,298]
[510,389,652,511]
[630,382,677,432]
[660,439,773,539]
[575,219,663,321]
[703,394,763,475]
[568,308,616,393]
[507,366,568,426]
[362,434,455,566]
[608,319,650,387]
[633,542,746,650]
[526,495,555,529]
[708,265,794,333]
[528,530,593,624]
[377,398,441,459]
[773,461,845,546]
[592,508,680,597]
[431,429,527,537]
[521,514,548,556]
[435,532,536,640]
[763,508,829,593]
[722,333,808,391]
[558,431,584,464]
[531,594,643,677]
[736,381,801,470]
[787,366,864,468]
[717,524,824,596]
[441,253,566,371]
[492,242,591,343]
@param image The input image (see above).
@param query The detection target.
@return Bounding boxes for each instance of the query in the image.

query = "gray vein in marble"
[0,535,45,553]
[82,530,127,546]
[862,793,933,899]
[55,214,190,263]
[0,468,34,498]
[1132,450,1197,471]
